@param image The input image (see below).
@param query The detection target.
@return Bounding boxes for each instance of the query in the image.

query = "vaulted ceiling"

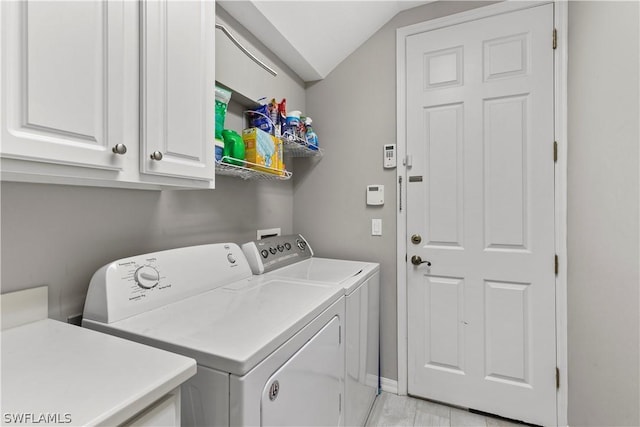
[217,1,433,82]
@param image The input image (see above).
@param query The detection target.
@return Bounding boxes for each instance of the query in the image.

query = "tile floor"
[365,392,529,427]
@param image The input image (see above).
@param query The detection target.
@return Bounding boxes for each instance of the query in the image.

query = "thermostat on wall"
[367,185,384,206]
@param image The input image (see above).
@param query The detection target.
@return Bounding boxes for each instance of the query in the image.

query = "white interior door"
[405,4,556,426]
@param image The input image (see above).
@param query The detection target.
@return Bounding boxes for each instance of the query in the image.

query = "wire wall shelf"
[242,110,323,158]
[215,157,292,181]
[281,132,323,158]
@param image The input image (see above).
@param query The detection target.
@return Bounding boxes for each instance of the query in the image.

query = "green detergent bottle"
[221,129,245,166]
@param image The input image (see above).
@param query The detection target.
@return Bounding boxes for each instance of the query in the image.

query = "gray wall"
[0,6,305,322]
[1,180,293,320]
[567,2,639,425]
[295,1,495,382]
[296,2,640,425]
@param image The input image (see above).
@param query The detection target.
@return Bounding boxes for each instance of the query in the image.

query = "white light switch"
[372,219,382,236]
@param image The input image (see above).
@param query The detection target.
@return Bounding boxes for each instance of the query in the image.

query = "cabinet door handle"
[150,151,163,161]
[112,144,127,155]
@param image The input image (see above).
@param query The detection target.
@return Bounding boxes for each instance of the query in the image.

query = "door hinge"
[553,28,557,49]
[556,367,560,389]
[554,254,559,275]
[553,141,558,162]
[338,326,341,345]
[339,394,342,413]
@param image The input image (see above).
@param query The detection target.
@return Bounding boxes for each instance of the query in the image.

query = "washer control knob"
[296,239,307,251]
[227,253,236,264]
[277,244,284,252]
[261,249,269,259]
[269,247,277,255]
[284,243,292,251]
[134,266,160,289]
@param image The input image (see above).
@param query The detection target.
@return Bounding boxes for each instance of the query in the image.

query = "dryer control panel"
[242,234,314,274]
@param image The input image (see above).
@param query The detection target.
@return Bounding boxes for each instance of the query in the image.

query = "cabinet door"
[124,390,180,427]
[140,0,215,184]
[1,1,131,171]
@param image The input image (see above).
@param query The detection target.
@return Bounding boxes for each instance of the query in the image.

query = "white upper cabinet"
[140,0,215,183]
[1,1,131,172]
[0,0,215,189]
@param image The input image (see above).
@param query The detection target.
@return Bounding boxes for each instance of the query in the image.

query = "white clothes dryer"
[82,243,345,426]
[242,234,380,427]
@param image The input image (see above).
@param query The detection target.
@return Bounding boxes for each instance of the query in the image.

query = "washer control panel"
[242,234,313,275]
[113,255,172,303]
[83,243,253,324]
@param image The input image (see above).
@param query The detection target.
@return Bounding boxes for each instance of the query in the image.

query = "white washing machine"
[82,243,345,426]
[242,234,380,427]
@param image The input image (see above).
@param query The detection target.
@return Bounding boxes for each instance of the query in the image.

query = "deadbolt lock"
[411,234,422,244]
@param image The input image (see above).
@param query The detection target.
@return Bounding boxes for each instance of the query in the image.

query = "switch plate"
[372,219,382,236]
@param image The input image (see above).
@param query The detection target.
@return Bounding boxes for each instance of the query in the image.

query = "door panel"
[1,0,129,170]
[406,4,556,425]
[424,103,464,248]
[423,276,465,373]
[140,0,214,182]
[484,95,529,250]
[484,280,531,384]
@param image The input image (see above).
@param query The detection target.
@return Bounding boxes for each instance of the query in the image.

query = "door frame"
[395,1,568,425]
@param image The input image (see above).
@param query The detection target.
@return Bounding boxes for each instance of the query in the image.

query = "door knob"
[150,151,163,161]
[411,255,431,266]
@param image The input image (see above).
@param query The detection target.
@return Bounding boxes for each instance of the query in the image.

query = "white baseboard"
[380,377,398,394]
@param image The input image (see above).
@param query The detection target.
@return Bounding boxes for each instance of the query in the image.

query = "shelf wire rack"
[281,132,324,157]
[215,156,292,181]
[243,110,324,158]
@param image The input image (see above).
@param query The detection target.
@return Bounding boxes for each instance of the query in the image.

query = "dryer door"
[261,316,343,426]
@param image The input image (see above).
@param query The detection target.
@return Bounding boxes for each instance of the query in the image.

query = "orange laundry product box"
[242,127,277,173]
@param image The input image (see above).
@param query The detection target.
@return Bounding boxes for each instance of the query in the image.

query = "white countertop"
[1,318,196,426]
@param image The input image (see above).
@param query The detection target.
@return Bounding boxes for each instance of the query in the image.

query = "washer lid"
[86,277,343,376]
[273,258,379,293]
